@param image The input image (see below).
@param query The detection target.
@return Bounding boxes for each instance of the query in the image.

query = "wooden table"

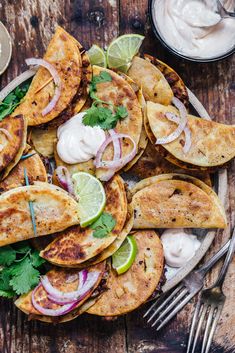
[0,1,234,352]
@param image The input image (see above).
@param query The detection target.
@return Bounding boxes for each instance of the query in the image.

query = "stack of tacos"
[0,27,234,323]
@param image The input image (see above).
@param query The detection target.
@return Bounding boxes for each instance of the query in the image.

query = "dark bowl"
[148,0,235,63]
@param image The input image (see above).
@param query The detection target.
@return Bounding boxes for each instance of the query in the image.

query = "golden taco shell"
[40,175,127,266]
[0,149,47,192]
[13,27,82,126]
[131,174,226,229]
[147,102,235,168]
[15,262,105,323]
[87,230,164,316]
[0,182,79,246]
[127,56,173,105]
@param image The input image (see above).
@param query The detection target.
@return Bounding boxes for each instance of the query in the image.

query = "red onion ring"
[31,284,78,317]
[95,133,137,171]
[40,270,99,302]
[25,58,61,116]
[156,97,188,145]
[0,69,37,102]
[99,129,122,181]
[165,112,192,153]
[55,166,74,195]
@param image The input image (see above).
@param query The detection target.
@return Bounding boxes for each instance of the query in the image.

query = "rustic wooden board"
[0,0,234,352]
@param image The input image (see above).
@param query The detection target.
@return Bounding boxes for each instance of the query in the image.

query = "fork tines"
[187,296,224,353]
[143,284,196,331]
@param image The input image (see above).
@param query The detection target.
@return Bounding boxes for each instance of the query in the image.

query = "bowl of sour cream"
[149,0,235,62]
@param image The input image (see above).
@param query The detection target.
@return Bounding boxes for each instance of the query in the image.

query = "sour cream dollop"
[161,229,201,268]
[57,112,106,164]
[153,0,235,59]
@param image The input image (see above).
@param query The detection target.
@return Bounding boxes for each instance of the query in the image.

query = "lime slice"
[87,44,107,67]
[112,235,138,275]
[72,172,106,227]
[106,34,145,73]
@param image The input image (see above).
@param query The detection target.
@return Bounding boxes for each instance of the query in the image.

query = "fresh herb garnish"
[0,242,45,297]
[83,72,128,130]
[90,212,116,238]
[0,80,31,121]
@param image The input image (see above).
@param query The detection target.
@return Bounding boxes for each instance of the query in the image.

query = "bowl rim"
[148,0,235,63]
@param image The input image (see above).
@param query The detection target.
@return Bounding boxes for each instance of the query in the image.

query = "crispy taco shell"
[129,142,212,186]
[127,56,173,105]
[87,230,164,316]
[0,182,79,246]
[40,175,127,266]
[131,174,226,229]
[15,262,105,323]
[147,102,235,168]
[30,127,57,158]
[144,54,189,108]
[13,27,82,126]
[93,66,143,180]
[0,149,47,192]
[0,115,26,176]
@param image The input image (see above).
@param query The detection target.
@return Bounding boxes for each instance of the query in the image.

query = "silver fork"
[187,227,235,353]
[143,239,230,331]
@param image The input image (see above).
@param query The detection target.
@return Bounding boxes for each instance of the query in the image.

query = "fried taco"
[13,27,82,126]
[87,230,164,316]
[131,174,226,229]
[0,115,27,178]
[93,66,143,180]
[40,175,127,266]
[0,182,79,247]
[129,142,212,186]
[127,56,173,105]
[144,54,189,108]
[0,149,47,192]
[147,102,235,168]
[15,262,106,323]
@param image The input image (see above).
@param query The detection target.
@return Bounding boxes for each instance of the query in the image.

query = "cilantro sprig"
[0,242,45,298]
[83,72,128,130]
[0,80,31,121]
[90,212,116,238]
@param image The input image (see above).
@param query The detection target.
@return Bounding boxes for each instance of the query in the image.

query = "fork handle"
[198,240,230,276]
[213,228,235,288]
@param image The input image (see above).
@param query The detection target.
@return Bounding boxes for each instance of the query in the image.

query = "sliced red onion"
[25,58,61,116]
[47,292,87,306]
[0,69,37,102]
[95,133,137,170]
[31,285,78,317]
[55,166,74,195]
[40,270,99,302]
[156,97,188,145]
[165,112,192,153]
[100,129,122,181]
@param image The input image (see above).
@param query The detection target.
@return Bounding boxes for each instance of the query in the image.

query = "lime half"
[112,235,138,275]
[72,172,106,227]
[106,34,145,73]
[87,44,107,67]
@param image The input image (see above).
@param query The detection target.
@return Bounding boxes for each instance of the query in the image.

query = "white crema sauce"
[161,229,201,268]
[153,0,235,59]
[57,112,106,164]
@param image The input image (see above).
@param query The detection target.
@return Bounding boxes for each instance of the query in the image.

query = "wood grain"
[0,0,234,352]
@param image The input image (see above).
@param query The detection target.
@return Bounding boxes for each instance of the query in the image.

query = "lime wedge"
[112,235,138,275]
[106,34,145,73]
[72,172,106,227]
[87,44,107,67]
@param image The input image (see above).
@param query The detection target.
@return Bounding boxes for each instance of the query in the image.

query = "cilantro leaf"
[91,212,116,238]
[115,105,128,119]
[0,80,31,121]
[9,257,40,295]
[0,268,13,292]
[30,250,45,268]
[0,246,16,266]
[0,289,15,298]
[13,242,31,254]
[92,71,112,86]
